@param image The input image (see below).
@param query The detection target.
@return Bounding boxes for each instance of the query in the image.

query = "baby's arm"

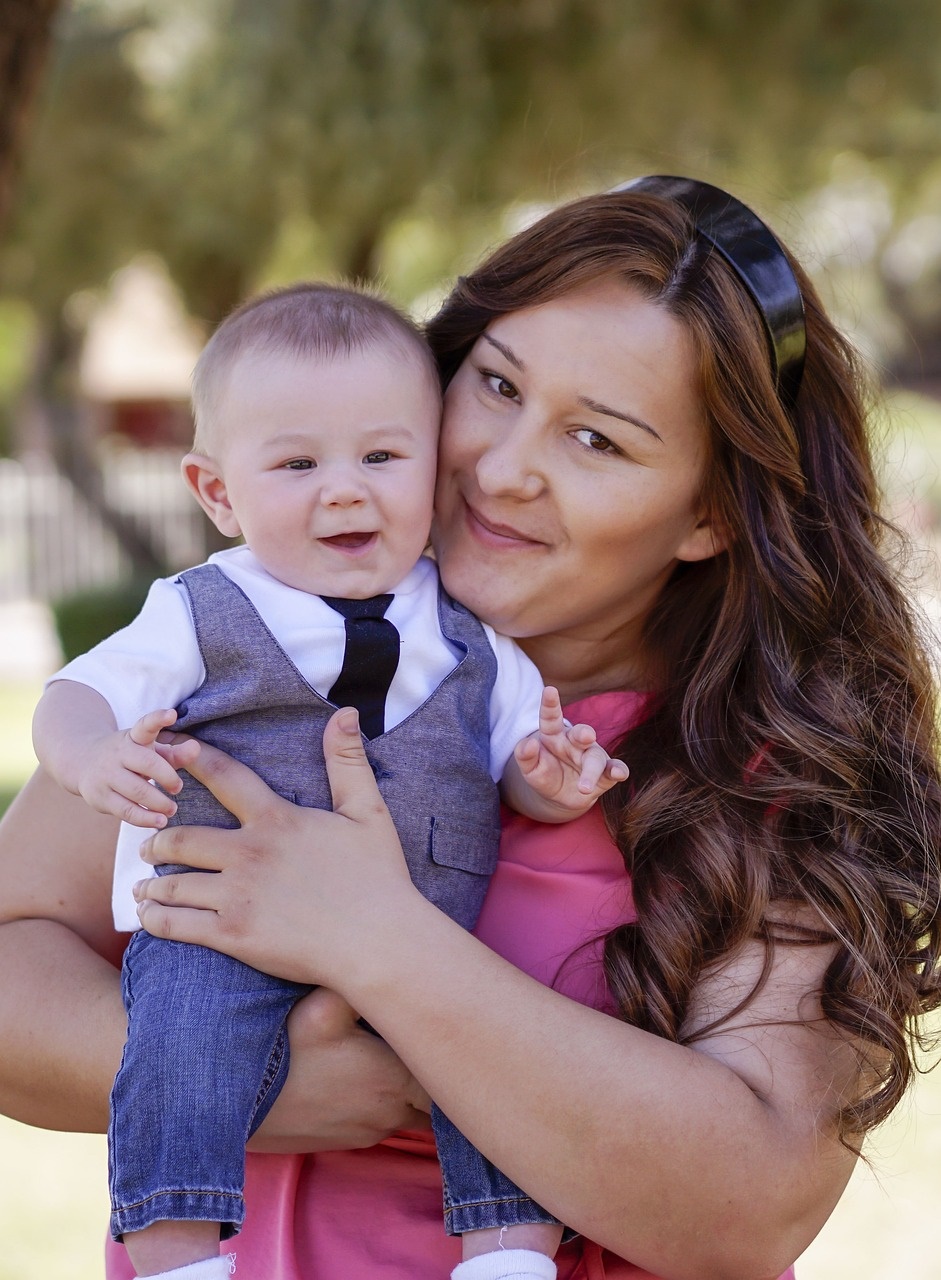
[500,686,629,824]
[32,680,199,828]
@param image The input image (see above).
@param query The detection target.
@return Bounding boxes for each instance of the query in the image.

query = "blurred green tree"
[146,0,941,321]
[7,0,941,414]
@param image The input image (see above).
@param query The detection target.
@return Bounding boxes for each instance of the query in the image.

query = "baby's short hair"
[191,282,440,452]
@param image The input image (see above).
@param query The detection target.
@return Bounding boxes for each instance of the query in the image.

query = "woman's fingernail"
[337,708,360,734]
[132,880,144,900]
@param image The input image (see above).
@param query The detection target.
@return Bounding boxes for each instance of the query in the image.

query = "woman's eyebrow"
[577,395,664,443]
[482,334,525,371]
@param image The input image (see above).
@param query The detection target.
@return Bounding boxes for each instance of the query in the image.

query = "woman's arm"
[0,769,128,1130]
[136,710,859,1280]
[0,766,428,1144]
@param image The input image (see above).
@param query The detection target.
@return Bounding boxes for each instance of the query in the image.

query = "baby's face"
[211,344,440,598]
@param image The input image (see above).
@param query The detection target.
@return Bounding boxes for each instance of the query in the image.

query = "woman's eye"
[364,451,392,464]
[571,428,620,455]
[482,370,519,401]
[284,458,315,470]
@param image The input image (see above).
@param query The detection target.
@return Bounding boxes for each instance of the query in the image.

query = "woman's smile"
[461,496,548,549]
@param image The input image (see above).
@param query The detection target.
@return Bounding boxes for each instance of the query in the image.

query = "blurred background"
[3,0,941,1275]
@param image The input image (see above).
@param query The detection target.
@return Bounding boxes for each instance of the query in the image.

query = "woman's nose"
[474,423,545,501]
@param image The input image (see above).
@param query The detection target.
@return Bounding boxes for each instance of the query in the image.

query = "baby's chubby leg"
[124,1220,230,1278]
[452,1222,564,1280]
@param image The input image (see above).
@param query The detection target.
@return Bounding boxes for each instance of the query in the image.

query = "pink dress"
[104,693,795,1279]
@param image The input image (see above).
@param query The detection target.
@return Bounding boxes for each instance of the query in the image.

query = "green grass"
[0,1117,109,1280]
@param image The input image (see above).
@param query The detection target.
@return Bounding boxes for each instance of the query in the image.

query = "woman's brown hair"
[426,189,941,1139]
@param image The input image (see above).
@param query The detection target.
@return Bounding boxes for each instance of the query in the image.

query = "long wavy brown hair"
[426,188,941,1140]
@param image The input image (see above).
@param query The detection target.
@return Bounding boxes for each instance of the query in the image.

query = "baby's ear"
[181,453,241,538]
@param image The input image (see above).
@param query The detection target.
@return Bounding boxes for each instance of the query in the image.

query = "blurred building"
[78,257,203,450]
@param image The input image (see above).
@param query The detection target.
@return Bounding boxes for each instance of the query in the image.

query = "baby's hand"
[75,709,200,828]
[513,686,629,818]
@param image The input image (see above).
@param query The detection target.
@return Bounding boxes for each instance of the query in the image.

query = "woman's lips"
[464,500,543,547]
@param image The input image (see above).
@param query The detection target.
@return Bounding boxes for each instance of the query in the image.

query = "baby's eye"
[284,458,315,470]
[364,451,393,464]
[482,370,519,401]
[571,428,620,456]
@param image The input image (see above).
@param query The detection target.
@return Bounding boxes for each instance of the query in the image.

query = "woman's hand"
[249,987,431,1153]
[135,708,420,989]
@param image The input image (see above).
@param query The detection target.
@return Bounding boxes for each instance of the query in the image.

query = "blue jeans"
[109,929,310,1240]
[109,932,558,1240]
[432,1106,559,1236]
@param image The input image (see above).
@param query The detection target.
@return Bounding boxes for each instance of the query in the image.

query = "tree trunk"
[0,0,61,233]
[32,315,170,581]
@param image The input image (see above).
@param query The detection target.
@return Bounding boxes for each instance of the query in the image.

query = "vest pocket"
[429,814,501,876]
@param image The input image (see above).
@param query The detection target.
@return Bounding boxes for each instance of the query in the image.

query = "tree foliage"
[6,0,941,334]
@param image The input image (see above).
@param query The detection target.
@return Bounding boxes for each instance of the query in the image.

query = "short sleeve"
[47,577,204,729]
[483,626,545,780]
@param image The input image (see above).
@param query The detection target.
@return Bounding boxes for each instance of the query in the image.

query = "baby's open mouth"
[320,532,376,550]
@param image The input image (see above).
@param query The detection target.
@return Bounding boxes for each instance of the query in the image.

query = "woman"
[1,178,939,1280]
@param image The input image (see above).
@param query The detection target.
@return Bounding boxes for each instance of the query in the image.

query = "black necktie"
[322,594,400,740]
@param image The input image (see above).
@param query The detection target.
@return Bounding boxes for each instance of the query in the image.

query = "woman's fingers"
[134,708,414,987]
[135,899,219,945]
[141,821,227,869]
[160,737,281,822]
[321,709,398,831]
[133,871,221,910]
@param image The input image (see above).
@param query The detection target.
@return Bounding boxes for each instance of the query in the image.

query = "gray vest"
[169,565,502,930]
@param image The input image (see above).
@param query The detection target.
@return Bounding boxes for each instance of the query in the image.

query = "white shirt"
[52,547,545,928]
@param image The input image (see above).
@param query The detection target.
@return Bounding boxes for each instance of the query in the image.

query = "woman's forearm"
[0,918,125,1130]
[0,770,131,1130]
[332,895,853,1280]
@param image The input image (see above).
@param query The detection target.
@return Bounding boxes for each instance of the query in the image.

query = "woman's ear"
[181,453,242,538]
[675,509,728,563]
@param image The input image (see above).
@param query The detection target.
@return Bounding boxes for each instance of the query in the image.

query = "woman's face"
[432,279,722,681]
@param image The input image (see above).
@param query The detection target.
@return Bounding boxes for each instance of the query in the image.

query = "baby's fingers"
[577,744,629,795]
[128,708,178,747]
[95,782,175,829]
[538,686,567,737]
[127,743,185,798]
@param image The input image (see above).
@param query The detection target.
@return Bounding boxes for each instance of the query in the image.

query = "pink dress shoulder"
[104,692,794,1279]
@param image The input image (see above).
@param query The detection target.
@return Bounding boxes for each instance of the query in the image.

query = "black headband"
[613,175,806,409]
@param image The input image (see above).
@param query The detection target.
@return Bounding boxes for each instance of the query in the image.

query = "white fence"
[0,452,211,604]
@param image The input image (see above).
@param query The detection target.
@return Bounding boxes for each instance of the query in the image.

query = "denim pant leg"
[109,928,310,1241]
[432,1103,560,1236]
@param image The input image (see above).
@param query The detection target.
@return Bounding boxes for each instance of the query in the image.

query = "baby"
[33,284,627,1280]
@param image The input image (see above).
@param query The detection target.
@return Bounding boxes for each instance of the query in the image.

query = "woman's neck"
[517,630,655,705]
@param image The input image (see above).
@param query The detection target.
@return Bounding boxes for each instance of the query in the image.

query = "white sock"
[140,1256,234,1280]
[451,1248,557,1280]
